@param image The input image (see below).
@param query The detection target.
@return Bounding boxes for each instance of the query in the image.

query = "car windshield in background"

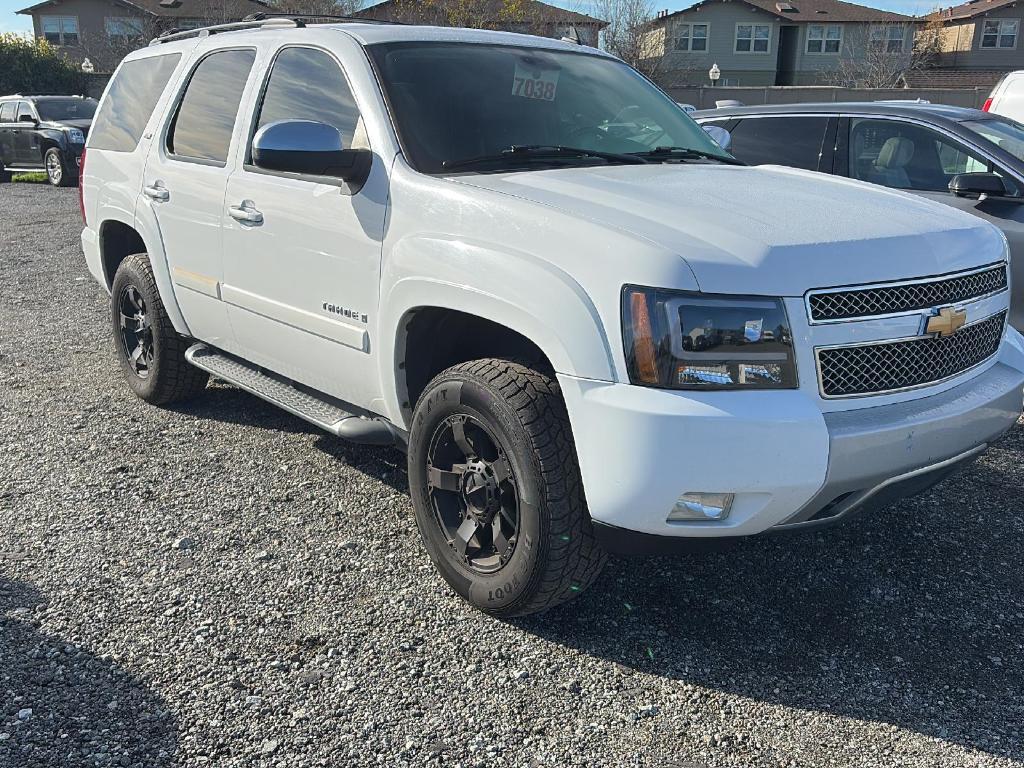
[963,118,1024,163]
[36,98,97,121]
[367,42,732,173]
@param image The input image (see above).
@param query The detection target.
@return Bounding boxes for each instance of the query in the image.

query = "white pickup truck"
[80,18,1024,616]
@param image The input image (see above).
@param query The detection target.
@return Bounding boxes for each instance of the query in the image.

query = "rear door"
[718,115,834,172]
[145,46,258,347]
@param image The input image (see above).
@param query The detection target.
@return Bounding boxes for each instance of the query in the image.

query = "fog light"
[668,492,735,521]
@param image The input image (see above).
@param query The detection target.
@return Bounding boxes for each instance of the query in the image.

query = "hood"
[44,118,91,135]
[451,164,1005,295]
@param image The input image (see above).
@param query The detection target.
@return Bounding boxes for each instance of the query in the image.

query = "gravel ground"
[2,183,1024,768]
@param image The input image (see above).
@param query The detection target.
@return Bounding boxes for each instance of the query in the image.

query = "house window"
[675,23,709,52]
[869,24,904,53]
[806,23,842,53]
[105,17,145,42]
[41,16,79,46]
[981,19,1018,49]
[735,24,770,53]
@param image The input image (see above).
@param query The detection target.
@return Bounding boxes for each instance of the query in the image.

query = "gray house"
[17,0,269,71]
[645,0,917,87]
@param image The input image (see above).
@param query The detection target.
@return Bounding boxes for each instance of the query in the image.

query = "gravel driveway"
[1,183,1023,768]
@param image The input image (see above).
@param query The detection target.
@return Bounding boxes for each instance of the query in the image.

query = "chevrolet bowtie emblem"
[925,306,967,338]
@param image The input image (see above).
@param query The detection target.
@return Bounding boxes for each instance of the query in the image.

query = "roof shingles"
[654,0,913,25]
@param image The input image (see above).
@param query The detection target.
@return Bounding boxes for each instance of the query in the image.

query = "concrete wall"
[667,84,989,109]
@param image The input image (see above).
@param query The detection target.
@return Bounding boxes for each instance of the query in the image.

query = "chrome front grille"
[808,264,1007,322]
[816,312,1006,398]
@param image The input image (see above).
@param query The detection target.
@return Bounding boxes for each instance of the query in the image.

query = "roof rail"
[150,17,301,45]
[243,12,406,25]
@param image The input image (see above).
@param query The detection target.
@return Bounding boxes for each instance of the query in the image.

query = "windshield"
[35,97,97,122]
[963,117,1024,163]
[367,42,732,173]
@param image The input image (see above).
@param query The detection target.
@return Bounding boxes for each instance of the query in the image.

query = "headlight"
[621,286,798,390]
[66,128,85,143]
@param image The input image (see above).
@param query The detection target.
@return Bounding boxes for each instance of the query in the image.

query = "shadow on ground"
[0,576,177,767]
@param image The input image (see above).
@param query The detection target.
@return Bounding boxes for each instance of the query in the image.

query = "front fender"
[379,238,617,426]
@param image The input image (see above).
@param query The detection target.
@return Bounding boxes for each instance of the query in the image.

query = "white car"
[80,18,1024,616]
[985,71,1024,123]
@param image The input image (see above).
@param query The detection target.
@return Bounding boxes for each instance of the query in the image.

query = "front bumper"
[559,353,1024,550]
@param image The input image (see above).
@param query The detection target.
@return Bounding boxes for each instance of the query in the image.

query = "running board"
[185,343,401,446]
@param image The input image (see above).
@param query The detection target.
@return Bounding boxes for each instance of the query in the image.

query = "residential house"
[354,0,607,46]
[907,0,1024,88]
[644,0,918,87]
[17,0,270,71]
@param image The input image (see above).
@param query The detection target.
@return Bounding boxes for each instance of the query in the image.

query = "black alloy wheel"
[118,284,155,379]
[426,413,520,574]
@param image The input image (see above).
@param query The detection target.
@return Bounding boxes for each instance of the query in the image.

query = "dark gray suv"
[0,95,97,186]
[693,101,1024,330]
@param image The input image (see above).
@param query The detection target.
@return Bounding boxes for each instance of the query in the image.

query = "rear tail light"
[78,148,86,225]
[982,97,993,112]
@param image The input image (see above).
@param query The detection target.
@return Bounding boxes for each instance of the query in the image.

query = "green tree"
[0,34,88,95]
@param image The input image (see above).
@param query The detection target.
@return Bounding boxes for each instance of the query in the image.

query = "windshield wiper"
[443,144,649,171]
[631,146,745,165]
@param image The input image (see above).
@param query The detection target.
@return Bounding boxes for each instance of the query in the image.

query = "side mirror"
[703,124,732,152]
[252,119,371,185]
[949,172,1006,199]
[18,114,37,125]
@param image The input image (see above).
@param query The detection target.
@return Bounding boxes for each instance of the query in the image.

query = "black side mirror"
[252,119,371,187]
[17,114,37,125]
[949,172,1006,199]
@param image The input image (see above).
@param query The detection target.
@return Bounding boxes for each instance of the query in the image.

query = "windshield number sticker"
[512,63,558,102]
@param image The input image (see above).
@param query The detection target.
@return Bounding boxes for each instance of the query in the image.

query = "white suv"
[81,17,1024,616]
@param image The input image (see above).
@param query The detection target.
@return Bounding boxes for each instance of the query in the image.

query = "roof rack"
[150,11,404,44]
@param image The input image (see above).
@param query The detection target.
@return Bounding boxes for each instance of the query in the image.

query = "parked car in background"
[0,95,97,186]
[694,102,1024,329]
[984,71,1024,123]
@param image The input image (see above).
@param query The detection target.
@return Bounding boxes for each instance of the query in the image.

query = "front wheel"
[44,147,76,187]
[408,359,606,617]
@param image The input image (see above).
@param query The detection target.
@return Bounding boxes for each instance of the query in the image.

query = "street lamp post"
[709,63,721,88]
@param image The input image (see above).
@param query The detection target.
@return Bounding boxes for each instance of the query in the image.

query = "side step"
[185,343,401,446]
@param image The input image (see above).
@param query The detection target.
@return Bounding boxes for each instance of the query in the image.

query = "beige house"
[17,0,270,71]
[644,0,917,87]
[909,0,1024,88]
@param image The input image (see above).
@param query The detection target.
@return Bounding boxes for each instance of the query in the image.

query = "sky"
[0,0,942,37]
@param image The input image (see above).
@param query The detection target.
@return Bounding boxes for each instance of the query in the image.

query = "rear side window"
[254,47,361,150]
[89,53,181,152]
[168,48,256,164]
[727,116,829,171]
[0,102,15,122]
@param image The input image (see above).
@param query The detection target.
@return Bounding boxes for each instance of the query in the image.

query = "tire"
[44,147,76,187]
[408,358,606,617]
[110,253,209,405]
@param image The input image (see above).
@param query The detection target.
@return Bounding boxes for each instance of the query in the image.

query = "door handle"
[228,202,263,225]
[143,183,169,202]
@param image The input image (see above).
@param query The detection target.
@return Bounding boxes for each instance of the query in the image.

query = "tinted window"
[16,102,33,121]
[255,47,361,151]
[35,97,97,122]
[727,116,828,171]
[0,102,15,123]
[169,49,256,163]
[89,53,181,152]
[367,42,730,174]
[849,118,990,193]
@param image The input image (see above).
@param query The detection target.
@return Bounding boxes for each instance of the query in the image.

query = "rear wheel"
[44,147,76,187]
[408,359,606,617]
[110,253,209,405]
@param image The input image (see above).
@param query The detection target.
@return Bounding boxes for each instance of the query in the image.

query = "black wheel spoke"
[491,516,509,555]
[427,464,465,493]
[119,285,152,379]
[451,418,474,458]
[492,457,512,485]
[453,517,478,556]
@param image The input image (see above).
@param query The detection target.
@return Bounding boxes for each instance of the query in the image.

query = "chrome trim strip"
[813,309,1007,399]
[804,261,1008,325]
